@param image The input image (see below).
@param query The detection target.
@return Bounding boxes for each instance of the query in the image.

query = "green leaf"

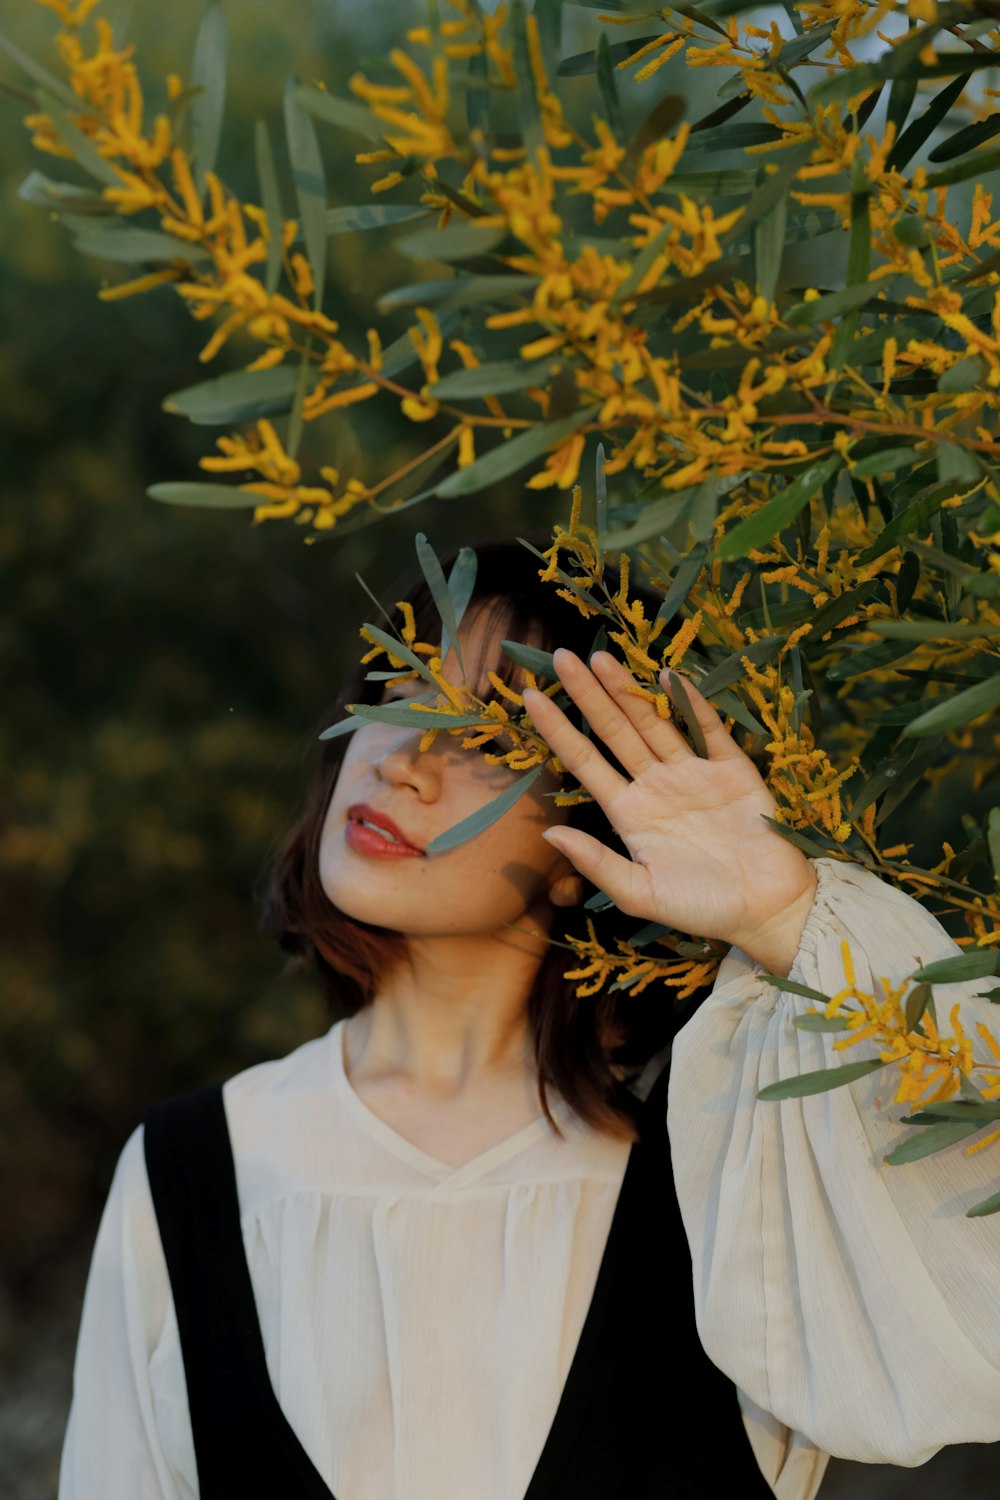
[446,546,479,647]
[501,640,556,678]
[465,19,490,138]
[786,283,882,326]
[379,273,539,312]
[886,74,966,174]
[851,447,923,479]
[758,1057,890,1101]
[163,366,305,425]
[34,90,121,186]
[692,123,783,152]
[886,70,917,141]
[146,482,263,508]
[17,171,112,216]
[415,533,466,679]
[623,95,687,173]
[357,623,441,689]
[884,1117,986,1165]
[807,10,952,105]
[759,815,841,860]
[754,187,787,308]
[663,671,708,759]
[910,950,1000,983]
[779,18,837,64]
[938,354,986,394]
[0,30,78,106]
[600,490,697,549]
[435,405,599,499]
[284,78,327,309]
[698,635,786,695]
[394,220,507,262]
[708,686,768,739]
[190,2,227,198]
[926,145,1000,189]
[285,335,313,461]
[717,456,842,560]
[826,639,919,682]
[255,119,284,296]
[73,226,206,264]
[760,975,833,1003]
[793,1014,851,1032]
[904,981,932,1032]
[319,701,490,741]
[847,740,922,822]
[534,0,563,79]
[511,0,544,164]
[105,0,136,45]
[967,1187,1000,1218]
[988,805,1000,890]
[595,33,625,141]
[829,170,871,372]
[865,619,1000,641]
[595,443,608,546]
[857,481,957,567]
[293,84,383,141]
[429,360,546,400]
[611,220,673,307]
[326,203,430,234]
[937,440,982,486]
[426,761,549,854]
[645,542,709,632]
[901,674,1000,740]
[720,143,813,253]
[557,36,659,77]
[658,167,757,196]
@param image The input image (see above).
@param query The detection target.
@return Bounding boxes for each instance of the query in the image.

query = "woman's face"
[318,599,581,939]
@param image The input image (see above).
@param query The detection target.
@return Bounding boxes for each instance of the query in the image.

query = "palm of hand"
[523,648,814,950]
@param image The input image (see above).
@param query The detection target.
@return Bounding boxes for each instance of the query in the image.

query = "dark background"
[1,2,995,1495]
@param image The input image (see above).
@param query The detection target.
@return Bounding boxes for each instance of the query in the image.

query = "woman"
[58,532,1000,1500]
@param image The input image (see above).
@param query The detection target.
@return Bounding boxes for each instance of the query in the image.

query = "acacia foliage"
[7,0,1000,1207]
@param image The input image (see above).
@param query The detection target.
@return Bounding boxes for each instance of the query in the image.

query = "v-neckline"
[217,1075,651,1500]
[329,1018,575,1186]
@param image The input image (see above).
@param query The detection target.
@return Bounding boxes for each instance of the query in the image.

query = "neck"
[344,904,554,1100]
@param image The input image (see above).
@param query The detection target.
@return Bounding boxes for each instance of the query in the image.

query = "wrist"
[729,865,818,979]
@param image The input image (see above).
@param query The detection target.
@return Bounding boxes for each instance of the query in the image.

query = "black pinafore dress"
[143,1051,775,1499]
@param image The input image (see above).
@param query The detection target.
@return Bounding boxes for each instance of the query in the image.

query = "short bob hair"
[257,526,732,1141]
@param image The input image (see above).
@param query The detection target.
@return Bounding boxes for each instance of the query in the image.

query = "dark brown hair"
[257,527,731,1142]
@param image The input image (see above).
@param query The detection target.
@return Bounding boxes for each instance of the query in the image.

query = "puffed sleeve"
[58,1122,181,1500]
[667,854,1000,1486]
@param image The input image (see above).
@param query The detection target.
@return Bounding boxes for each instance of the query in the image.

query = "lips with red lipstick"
[346,803,425,856]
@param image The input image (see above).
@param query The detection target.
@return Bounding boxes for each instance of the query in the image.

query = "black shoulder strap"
[143,1084,336,1499]
[524,1036,773,1500]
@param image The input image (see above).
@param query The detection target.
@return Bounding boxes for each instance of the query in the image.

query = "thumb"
[541,827,647,916]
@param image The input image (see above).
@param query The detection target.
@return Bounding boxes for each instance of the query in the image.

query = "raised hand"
[524,648,818,967]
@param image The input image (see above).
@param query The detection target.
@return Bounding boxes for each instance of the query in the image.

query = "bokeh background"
[1,2,995,1495]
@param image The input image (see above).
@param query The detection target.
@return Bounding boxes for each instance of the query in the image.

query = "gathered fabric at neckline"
[327,1018,577,1188]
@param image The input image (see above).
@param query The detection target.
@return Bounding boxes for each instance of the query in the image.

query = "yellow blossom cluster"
[805,934,1000,1155]
[200,419,373,528]
[354,591,571,770]
[17,0,1000,1198]
[22,0,1000,535]
[557,914,726,1001]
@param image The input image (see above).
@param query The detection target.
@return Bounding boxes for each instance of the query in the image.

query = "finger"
[661,668,742,760]
[541,824,651,918]
[522,680,631,811]
[553,647,670,779]
[588,649,703,766]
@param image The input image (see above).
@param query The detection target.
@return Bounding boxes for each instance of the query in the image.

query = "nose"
[371,726,440,798]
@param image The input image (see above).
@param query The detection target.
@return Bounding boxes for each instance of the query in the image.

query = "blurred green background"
[0,2,994,1496]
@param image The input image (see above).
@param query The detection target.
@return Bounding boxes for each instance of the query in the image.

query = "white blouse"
[58,856,1000,1500]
